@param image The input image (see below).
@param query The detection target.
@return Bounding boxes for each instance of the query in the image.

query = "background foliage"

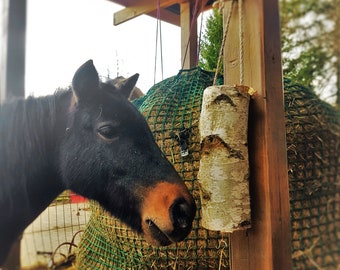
[198,0,340,108]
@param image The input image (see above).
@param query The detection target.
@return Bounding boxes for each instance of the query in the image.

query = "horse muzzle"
[140,182,196,246]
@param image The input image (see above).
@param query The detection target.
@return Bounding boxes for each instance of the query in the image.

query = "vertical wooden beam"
[1,0,26,102]
[180,1,197,69]
[223,1,292,269]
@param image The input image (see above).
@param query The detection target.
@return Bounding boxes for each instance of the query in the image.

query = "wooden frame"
[113,0,203,69]
[113,0,179,26]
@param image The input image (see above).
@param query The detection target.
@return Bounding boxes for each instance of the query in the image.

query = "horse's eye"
[97,125,118,141]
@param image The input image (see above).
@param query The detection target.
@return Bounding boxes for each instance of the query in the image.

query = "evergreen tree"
[280,0,339,106]
[198,8,223,72]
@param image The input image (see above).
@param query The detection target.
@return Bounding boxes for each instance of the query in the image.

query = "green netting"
[284,78,340,269]
[77,68,228,269]
[77,69,340,269]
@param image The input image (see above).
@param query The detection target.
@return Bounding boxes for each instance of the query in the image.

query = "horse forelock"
[100,81,121,97]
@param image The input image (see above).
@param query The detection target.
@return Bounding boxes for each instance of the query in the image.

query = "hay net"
[77,69,340,269]
[77,68,228,269]
[284,78,340,269]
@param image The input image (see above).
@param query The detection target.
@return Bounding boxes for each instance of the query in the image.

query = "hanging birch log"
[198,85,252,232]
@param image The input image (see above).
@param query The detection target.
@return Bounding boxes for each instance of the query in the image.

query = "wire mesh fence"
[21,191,90,269]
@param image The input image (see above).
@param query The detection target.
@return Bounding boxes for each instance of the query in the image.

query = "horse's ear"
[117,73,139,99]
[72,60,99,100]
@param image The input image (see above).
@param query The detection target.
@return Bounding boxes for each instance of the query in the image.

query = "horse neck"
[0,91,72,238]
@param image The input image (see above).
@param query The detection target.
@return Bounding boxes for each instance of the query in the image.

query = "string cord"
[213,0,234,85]
[154,0,164,85]
[213,0,244,86]
[197,0,205,66]
[238,0,244,84]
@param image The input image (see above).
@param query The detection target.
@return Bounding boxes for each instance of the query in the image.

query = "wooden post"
[0,0,26,102]
[223,1,292,269]
[180,1,197,69]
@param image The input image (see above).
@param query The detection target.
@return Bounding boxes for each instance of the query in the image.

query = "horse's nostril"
[170,198,192,230]
[141,182,196,245]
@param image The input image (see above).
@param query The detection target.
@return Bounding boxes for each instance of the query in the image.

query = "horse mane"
[0,90,71,207]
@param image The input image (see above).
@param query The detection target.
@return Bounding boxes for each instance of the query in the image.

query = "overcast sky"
[2,0,182,97]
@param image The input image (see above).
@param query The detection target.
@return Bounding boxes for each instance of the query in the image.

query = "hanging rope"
[238,0,244,85]
[154,0,164,85]
[213,0,234,86]
[196,0,205,66]
[213,0,245,86]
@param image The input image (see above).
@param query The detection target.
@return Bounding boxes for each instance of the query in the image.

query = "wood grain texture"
[223,0,292,269]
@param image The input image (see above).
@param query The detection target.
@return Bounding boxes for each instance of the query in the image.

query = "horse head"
[60,60,196,246]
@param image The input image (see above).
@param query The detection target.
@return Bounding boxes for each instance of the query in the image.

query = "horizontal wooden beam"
[147,8,180,26]
[113,0,180,25]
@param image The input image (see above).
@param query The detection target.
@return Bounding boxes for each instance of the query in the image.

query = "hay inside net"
[284,78,340,269]
[76,69,340,269]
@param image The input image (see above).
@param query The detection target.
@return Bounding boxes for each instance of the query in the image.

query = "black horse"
[0,60,196,265]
